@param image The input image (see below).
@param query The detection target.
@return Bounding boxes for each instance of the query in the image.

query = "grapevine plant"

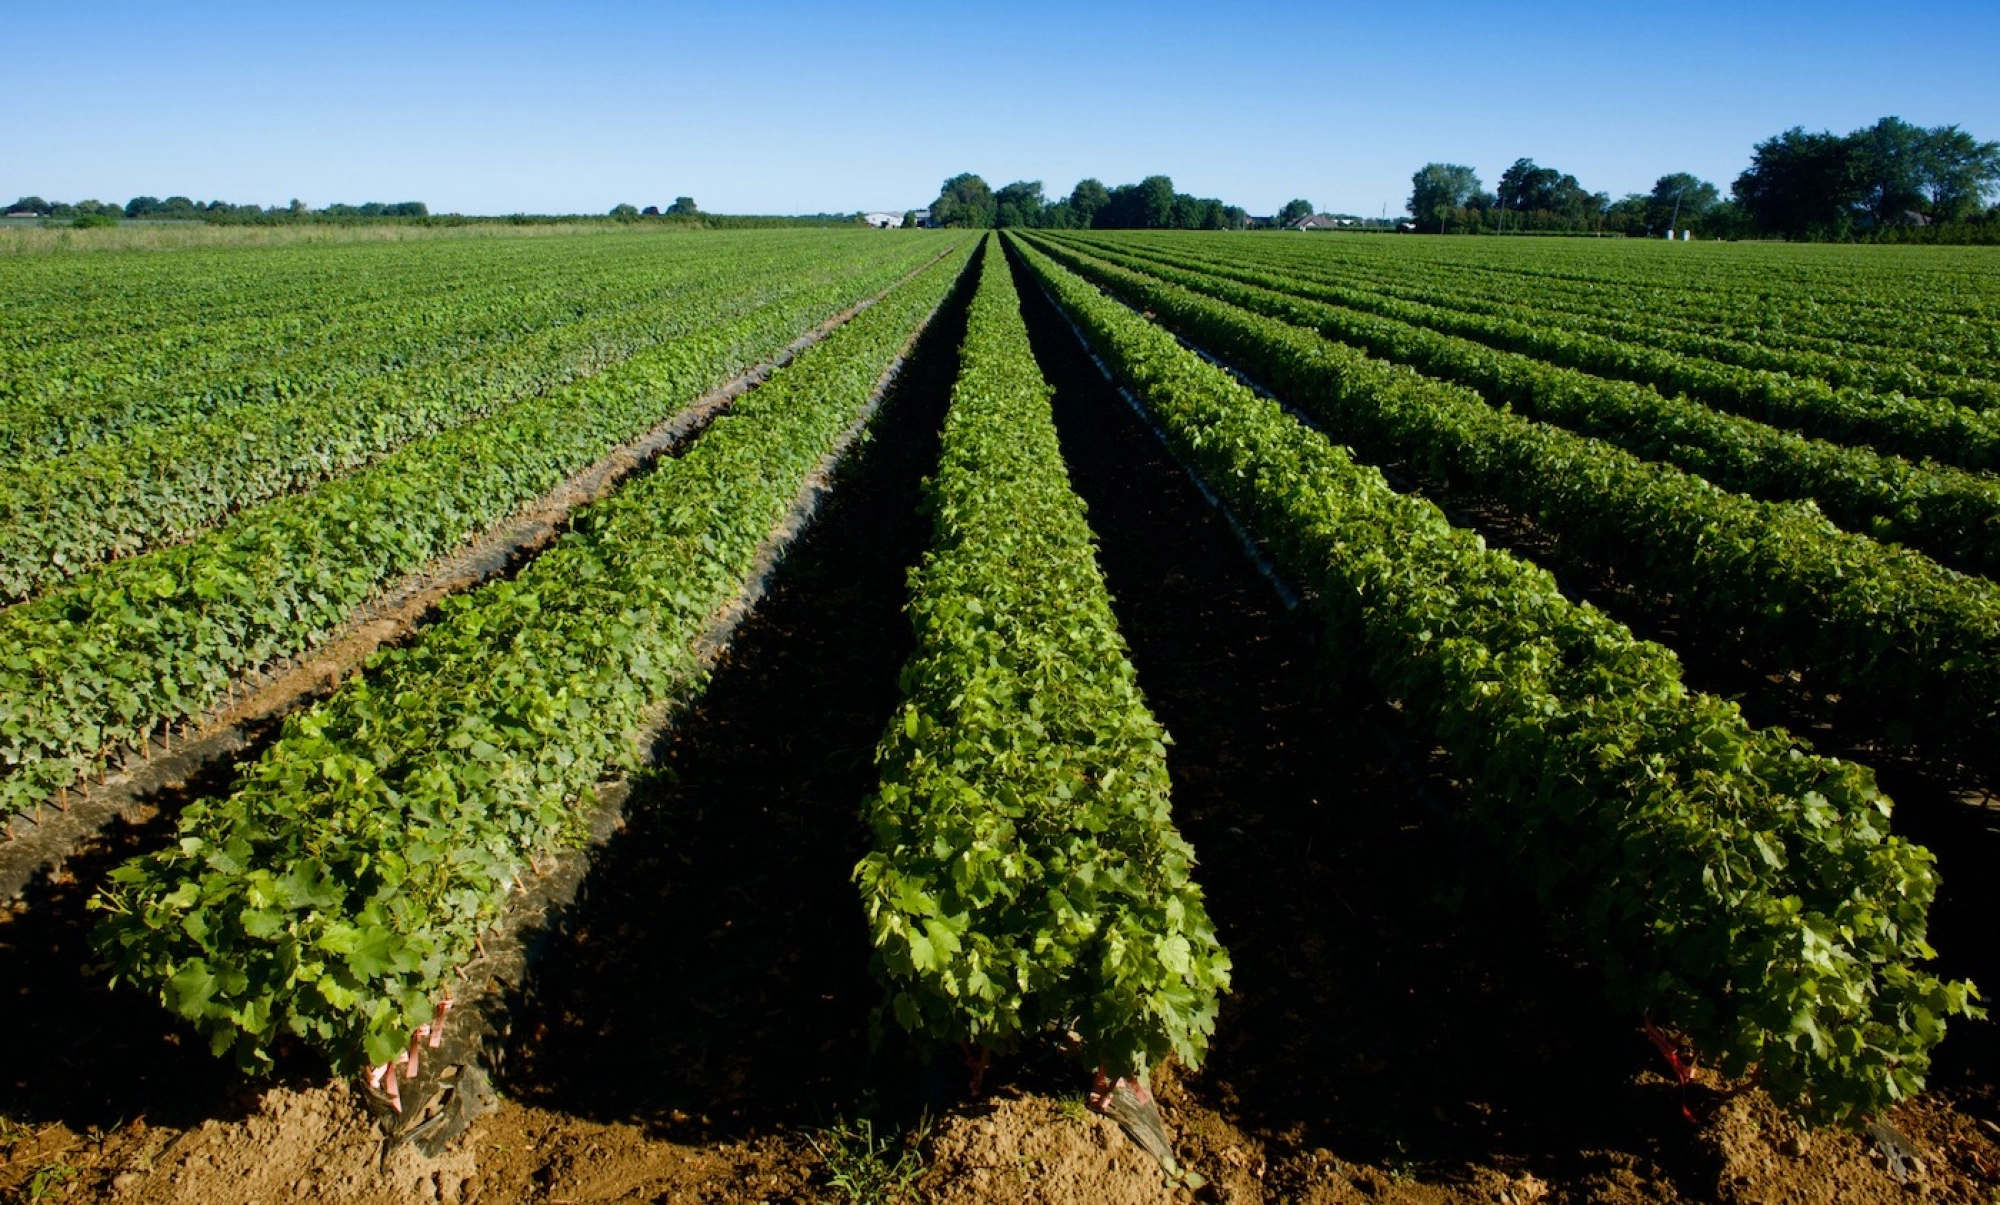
[856,239,1230,1087]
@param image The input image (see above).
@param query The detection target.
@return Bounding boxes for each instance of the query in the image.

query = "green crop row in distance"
[0,231,917,462]
[1070,234,2000,472]
[1108,233,2000,405]
[0,238,939,602]
[1060,235,2000,581]
[1024,235,2000,776]
[1013,234,1977,1129]
[0,236,656,458]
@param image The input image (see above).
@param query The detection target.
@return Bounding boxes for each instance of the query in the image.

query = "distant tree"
[1849,116,1934,227]
[1604,193,1650,234]
[8,196,49,215]
[1704,199,1754,240]
[1133,175,1177,228]
[609,203,640,219]
[1041,199,1078,229]
[1276,198,1315,226]
[1221,204,1250,230]
[1494,158,1603,225]
[1647,172,1720,233]
[1069,178,1111,227]
[123,196,162,218]
[1736,117,2000,237]
[1496,159,1559,211]
[1915,124,2000,222]
[993,179,1047,228]
[1733,127,1863,239]
[1170,192,1205,229]
[668,196,699,216]
[932,173,996,227]
[641,205,661,216]
[1094,184,1139,228]
[73,212,118,229]
[902,209,919,228]
[1406,164,1479,227]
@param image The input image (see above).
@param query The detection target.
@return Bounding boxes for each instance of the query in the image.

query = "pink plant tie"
[1644,1016,1698,1124]
[1087,1066,1152,1113]
[430,996,454,1048]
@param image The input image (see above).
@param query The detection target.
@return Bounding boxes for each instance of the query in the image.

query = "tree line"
[1407,116,2000,241]
[5,195,430,227]
[927,174,1254,230]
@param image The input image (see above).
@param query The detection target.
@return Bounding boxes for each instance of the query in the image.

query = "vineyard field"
[3,228,1999,1204]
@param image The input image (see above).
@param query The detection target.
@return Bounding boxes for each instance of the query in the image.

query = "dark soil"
[0,720,309,1135]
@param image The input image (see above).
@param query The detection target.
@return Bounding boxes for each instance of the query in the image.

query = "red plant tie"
[1644,1016,1697,1124]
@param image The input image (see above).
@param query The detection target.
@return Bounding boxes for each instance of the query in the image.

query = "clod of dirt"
[111,1082,474,1204]
[1698,1091,1996,1204]
[919,1093,1181,1204]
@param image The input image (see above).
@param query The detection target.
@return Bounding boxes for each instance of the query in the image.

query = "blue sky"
[7,0,1998,218]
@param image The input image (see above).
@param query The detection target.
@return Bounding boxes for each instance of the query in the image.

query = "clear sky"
[7,0,1997,218]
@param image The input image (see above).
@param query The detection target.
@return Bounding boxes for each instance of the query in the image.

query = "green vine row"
[1015,234,1977,1129]
[857,239,1230,1082]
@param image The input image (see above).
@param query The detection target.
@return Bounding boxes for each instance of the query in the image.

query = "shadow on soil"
[0,719,307,1132]
[1004,238,1717,1192]
[494,247,981,1142]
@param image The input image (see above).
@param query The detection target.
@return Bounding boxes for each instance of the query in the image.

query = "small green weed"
[809,1115,928,1205]
[22,1159,77,1202]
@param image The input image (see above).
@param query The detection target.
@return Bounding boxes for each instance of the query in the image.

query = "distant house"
[863,212,903,228]
[1288,214,1340,231]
